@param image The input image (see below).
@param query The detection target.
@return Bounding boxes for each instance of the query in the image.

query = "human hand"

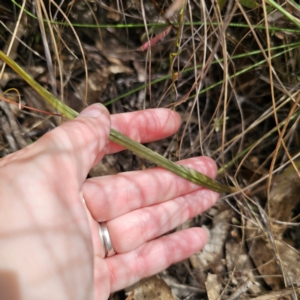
[0,104,219,300]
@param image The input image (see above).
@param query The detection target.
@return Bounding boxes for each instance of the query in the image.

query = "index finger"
[83,157,218,221]
[104,108,181,154]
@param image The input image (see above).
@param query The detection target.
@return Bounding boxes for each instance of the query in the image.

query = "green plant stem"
[266,0,300,29]
[0,51,237,193]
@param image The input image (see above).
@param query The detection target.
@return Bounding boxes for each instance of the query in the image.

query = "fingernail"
[79,104,105,118]
[202,225,210,241]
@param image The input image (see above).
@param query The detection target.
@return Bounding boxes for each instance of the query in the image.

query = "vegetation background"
[1,0,300,298]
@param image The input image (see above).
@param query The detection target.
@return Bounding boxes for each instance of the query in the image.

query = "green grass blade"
[266,0,300,29]
[0,50,238,193]
[109,129,236,193]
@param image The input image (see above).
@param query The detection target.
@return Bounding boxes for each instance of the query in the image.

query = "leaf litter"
[1,0,300,299]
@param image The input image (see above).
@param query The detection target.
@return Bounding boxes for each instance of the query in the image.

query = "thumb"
[37,104,111,181]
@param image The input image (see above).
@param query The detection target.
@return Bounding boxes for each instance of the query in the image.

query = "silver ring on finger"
[99,222,116,257]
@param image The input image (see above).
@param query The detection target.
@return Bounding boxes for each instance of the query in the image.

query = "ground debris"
[126,275,178,300]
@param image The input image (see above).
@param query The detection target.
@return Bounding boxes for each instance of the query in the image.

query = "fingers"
[106,187,218,253]
[102,227,209,293]
[105,108,181,154]
[85,156,218,256]
[83,157,218,221]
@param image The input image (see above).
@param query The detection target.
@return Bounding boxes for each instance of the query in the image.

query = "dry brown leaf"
[246,222,284,290]
[273,240,300,285]
[225,235,264,294]
[129,276,177,300]
[74,70,110,105]
[205,273,221,300]
[190,207,233,284]
[107,2,121,21]
[227,228,300,298]
[269,160,300,236]
[246,159,300,290]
